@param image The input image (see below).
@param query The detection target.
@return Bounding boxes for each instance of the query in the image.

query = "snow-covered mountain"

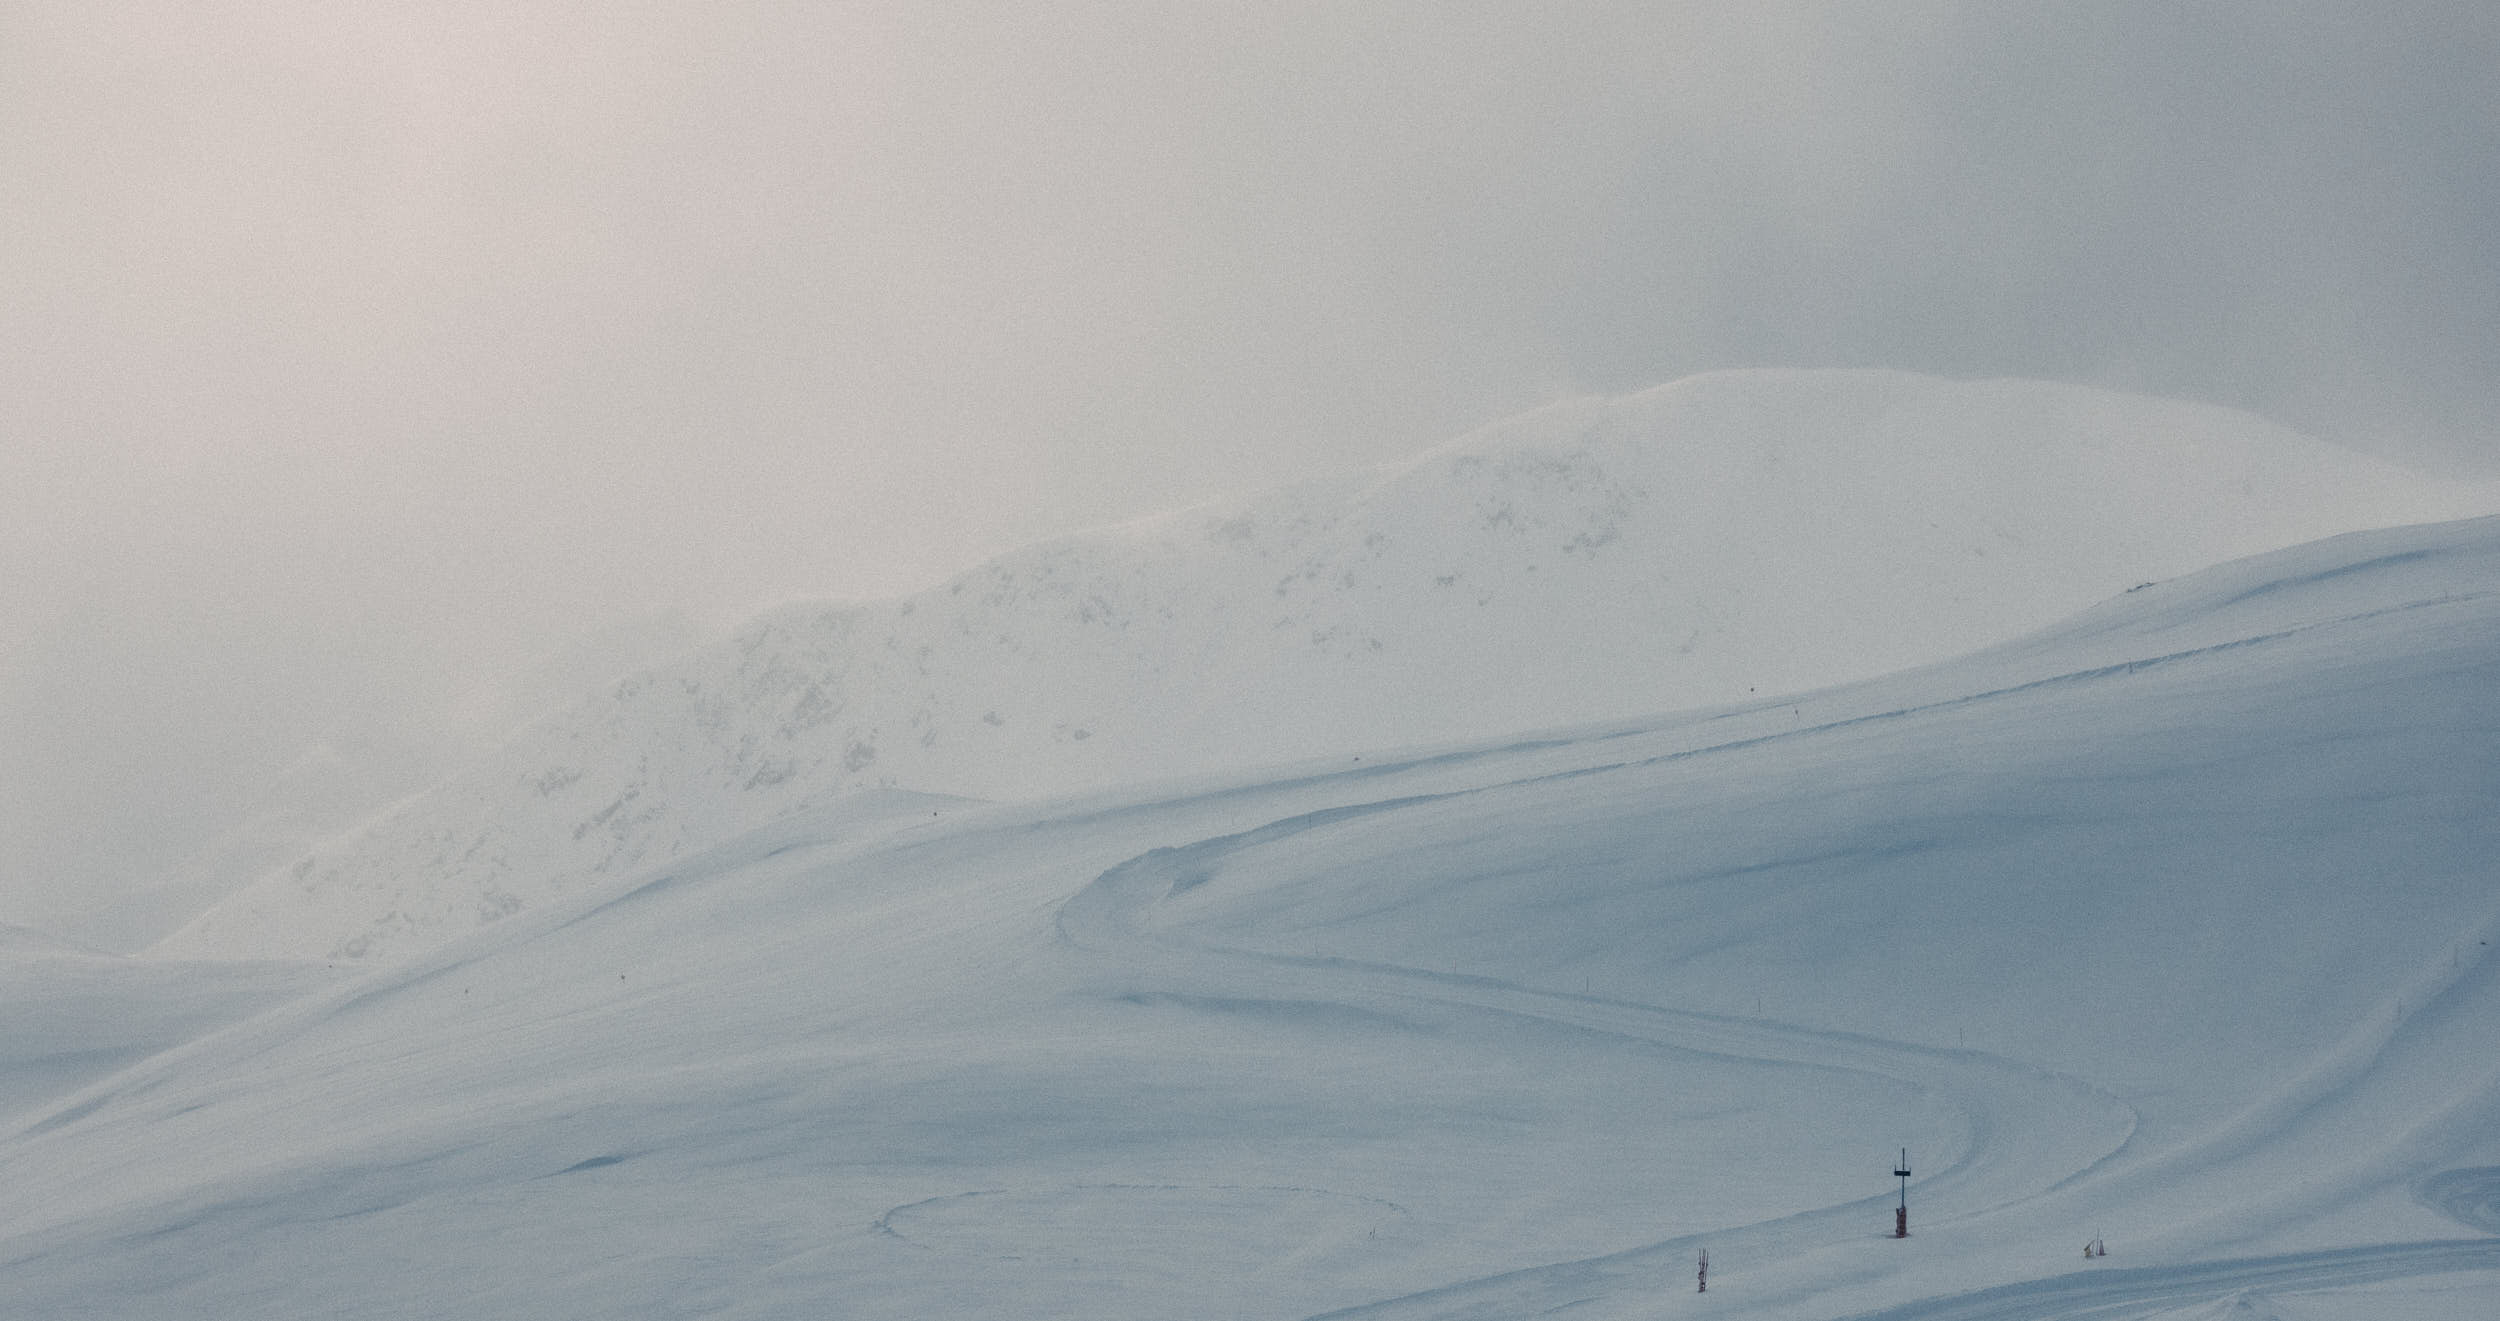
[92,735,447,953]
[86,615,716,954]
[12,513,2498,1319]
[156,370,2496,965]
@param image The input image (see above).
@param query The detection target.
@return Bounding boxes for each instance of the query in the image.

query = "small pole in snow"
[1893,1148,1912,1238]
[1697,1248,1707,1293]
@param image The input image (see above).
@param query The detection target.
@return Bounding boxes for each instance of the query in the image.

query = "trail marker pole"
[1697,1248,1707,1293]
[1893,1148,1912,1238]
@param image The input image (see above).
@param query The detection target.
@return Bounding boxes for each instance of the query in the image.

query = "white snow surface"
[6,512,2496,1318]
[155,370,2496,965]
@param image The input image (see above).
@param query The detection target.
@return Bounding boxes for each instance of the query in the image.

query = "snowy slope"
[88,735,448,953]
[7,514,2495,1319]
[156,371,2498,965]
[0,937,330,1130]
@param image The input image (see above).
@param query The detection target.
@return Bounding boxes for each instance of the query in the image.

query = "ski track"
[1035,583,2500,1319]
[1050,621,2500,1321]
[1054,784,2140,1320]
[2415,1168,2500,1237]
[1831,1240,2500,1321]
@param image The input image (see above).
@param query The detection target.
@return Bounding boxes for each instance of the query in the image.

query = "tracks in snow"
[1055,793,2140,1319]
[1834,1239,2500,1321]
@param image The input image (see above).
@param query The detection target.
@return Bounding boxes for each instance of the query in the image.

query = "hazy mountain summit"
[155,369,2496,965]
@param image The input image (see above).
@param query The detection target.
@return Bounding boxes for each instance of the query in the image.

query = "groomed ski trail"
[1832,1239,2500,1321]
[1054,791,2139,1319]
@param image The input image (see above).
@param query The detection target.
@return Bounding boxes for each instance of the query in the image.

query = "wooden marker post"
[1893,1148,1912,1238]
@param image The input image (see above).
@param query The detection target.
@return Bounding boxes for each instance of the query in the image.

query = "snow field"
[1,516,2496,1317]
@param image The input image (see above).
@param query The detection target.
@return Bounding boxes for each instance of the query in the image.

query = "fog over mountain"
[11,9,2498,1313]
[156,370,2497,964]
[8,4,2498,947]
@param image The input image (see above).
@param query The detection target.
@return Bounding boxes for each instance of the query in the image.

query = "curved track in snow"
[1036,541,2500,1320]
[1834,1240,2500,1321]
[1055,792,2142,1319]
[2417,1167,2500,1237]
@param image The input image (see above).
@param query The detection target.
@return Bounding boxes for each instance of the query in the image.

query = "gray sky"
[5,2,2497,939]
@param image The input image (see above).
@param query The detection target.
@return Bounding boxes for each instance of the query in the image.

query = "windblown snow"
[4,507,2495,1320]
[155,370,2496,965]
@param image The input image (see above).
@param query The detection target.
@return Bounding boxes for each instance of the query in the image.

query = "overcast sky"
[5,2,2497,940]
